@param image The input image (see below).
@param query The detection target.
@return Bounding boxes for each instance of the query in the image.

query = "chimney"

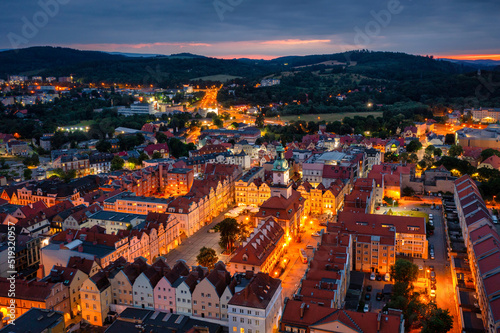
[300,302,306,319]
[37,265,45,279]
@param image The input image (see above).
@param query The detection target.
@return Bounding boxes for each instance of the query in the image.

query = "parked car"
[370,272,376,280]
[384,273,391,281]
[365,293,371,300]
[429,265,434,271]
[430,271,436,279]
[431,283,437,291]
[376,274,382,281]
[376,292,383,301]
[312,232,320,237]
[366,285,372,292]
[364,304,370,312]
[306,245,314,249]
[430,251,435,260]
[429,213,434,219]
[430,290,436,298]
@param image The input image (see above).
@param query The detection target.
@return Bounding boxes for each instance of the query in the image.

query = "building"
[471,108,500,123]
[80,269,112,326]
[279,299,404,333]
[228,273,282,333]
[0,308,65,333]
[257,190,305,240]
[191,262,232,321]
[454,175,500,332]
[41,266,87,318]
[165,168,194,196]
[83,211,147,234]
[175,266,209,316]
[337,212,428,262]
[0,228,41,280]
[457,124,500,149]
[52,154,90,177]
[104,307,224,333]
[132,258,170,310]
[154,260,190,313]
[297,179,349,216]
[0,278,70,323]
[479,154,500,171]
[229,217,285,275]
[89,152,114,174]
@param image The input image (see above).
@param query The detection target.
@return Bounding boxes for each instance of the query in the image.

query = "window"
[233,328,237,332]
[240,318,244,323]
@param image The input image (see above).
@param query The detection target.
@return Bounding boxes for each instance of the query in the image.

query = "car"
[366,285,373,292]
[431,283,437,291]
[430,271,436,279]
[370,272,376,280]
[312,232,320,237]
[376,292,383,301]
[384,273,391,281]
[430,251,435,260]
[365,293,371,300]
[430,244,435,250]
[306,245,314,249]
[419,265,424,270]
[429,213,434,219]
[364,304,370,312]
[429,265,434,271]
[376,274,382,281]
[376,206,381,210]
[430,290,436,298]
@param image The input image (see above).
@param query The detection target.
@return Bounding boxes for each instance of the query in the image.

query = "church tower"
[271,145,292,198]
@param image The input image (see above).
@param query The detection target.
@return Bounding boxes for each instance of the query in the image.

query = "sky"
[1,0,500,60]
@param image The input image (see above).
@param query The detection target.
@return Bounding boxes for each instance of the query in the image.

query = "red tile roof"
[228,273,281,309]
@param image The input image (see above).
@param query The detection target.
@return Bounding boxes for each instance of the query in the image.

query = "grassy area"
[273,112,383,123]
[58,120,95,130]
[391,210,429,221]
[190,74,242,82]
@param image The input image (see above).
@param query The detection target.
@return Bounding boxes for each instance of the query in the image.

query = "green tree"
[23,168,32,180]
[421,307,453,333]
[213,116,224,128]
[96,140,112,153]
[196,247,218,270]
[156,132,169,143]
[390,259,418,285]
[402,186,415,197]
[110,156,125,171]
[425,145,436,156]
[218,218,240,252]
[152,151,162,159]
[480,148,500,162]
[255,113,265,128]
[406,140,422,153]
[23,154,39,167]
[448,145,463,157]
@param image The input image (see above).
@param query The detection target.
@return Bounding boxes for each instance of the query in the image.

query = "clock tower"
[271,145,292,198]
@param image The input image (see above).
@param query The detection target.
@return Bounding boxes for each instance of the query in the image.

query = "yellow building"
[297,179,349,216]
[81,271,112,326]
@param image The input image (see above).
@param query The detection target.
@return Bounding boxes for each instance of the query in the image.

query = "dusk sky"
[2,0,500,60]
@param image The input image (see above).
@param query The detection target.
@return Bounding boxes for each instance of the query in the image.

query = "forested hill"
[0,46,126,77]
[0,46,487,84]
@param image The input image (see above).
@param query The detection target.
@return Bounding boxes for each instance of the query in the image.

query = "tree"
[156,132,169,143]
[480,148,500,162]
[23,154,39,167]
[196,247,218,270]
[152,151,162,159]
[448,145,463,157]
[218,218,240,252]
[421,307,453,333]
[425,145,436,156]
[390,259,418,285]
[402,186,415,197]
[213,116,224,128]
[255,113,265,128]
[406,140,422,153]
[110,156,125,171]
[23,168,32,180]
[96,140,112,152]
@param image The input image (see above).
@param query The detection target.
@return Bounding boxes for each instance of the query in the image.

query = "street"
[376,199,460,332]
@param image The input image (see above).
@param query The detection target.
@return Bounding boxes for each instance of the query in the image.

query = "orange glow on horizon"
[437,54,500,61]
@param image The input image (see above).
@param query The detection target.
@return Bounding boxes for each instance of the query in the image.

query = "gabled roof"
[228,273,281,309]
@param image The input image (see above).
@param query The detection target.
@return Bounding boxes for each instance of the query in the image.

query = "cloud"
[1,0,499,58]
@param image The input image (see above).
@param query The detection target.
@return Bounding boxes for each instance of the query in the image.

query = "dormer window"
[242,254,248,262]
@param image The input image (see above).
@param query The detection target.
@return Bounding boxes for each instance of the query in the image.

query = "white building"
[132,259,169,310]
[228,273,282,333]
